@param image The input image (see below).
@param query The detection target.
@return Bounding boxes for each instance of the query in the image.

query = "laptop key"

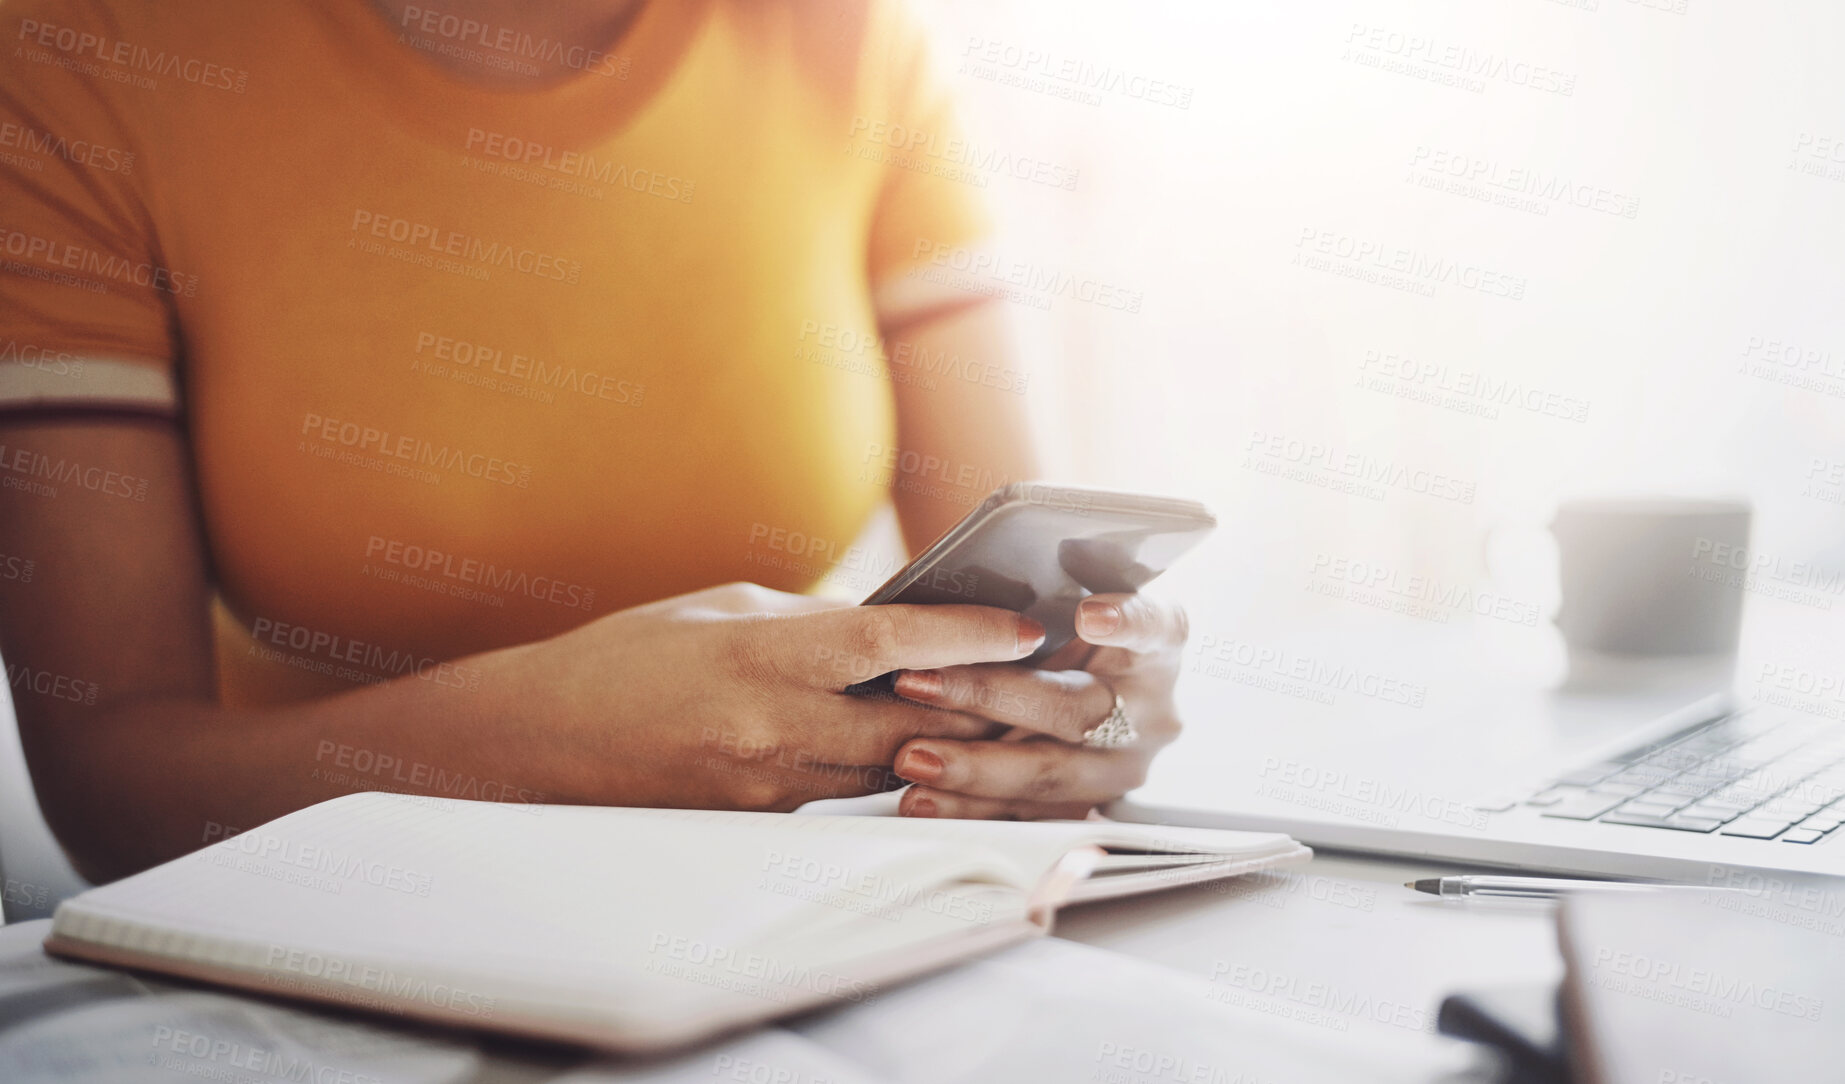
[1599,811,1676,828]
[1720,818,1796,839]
[1540,793,1626,821]
[1617,800,1682,818]
[1663,814,1726,832]
[1609,766,1678,785]
[1587,782,1648,797]
[1680,803,1743,824]
[1781,829,1826,844]
[1554,763,1622,787]
[1599,811,1723,832]
[1708,787,1774,810]
[1652,780,1717,800]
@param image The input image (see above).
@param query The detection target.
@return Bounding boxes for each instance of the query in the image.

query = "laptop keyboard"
[1523,709,1845,843]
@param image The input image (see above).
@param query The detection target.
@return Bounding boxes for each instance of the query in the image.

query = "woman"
[0,0,1189,883]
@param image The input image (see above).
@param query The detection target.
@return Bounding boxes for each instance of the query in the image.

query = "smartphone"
[857,483,1216,673]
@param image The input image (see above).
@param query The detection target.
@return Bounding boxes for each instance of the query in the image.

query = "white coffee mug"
[1550,497,1752,657]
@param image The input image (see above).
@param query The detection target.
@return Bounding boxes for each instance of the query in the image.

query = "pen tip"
[1408,879,1442,894]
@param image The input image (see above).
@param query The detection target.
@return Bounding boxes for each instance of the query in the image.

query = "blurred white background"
[892,0,1845,697]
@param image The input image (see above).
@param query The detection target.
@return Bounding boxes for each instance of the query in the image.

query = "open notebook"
[44,792,1308,1053]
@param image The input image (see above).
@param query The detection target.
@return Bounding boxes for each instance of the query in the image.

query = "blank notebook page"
[59,795,1029,1007]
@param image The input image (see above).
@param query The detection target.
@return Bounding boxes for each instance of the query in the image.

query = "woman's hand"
[516,582,1041,812]
[883,593,1189,819]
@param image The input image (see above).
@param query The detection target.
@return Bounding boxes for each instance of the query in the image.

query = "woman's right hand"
[507,582,1046,811]
[0,416,1045,880]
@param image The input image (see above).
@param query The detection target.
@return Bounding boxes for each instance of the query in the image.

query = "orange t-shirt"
[0,0,987,703]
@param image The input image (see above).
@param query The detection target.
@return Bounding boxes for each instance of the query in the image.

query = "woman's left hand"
[887,592,1189,819]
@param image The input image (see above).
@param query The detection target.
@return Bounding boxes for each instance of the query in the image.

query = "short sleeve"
[0,5,180,415]
[858,1,993,290]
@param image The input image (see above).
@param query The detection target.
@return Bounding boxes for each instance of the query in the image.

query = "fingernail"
[1079,600,1121,637]
[905,794,938,818]
[1016,615,1046,655]
[896,746,944,784]
[894,669,944,702]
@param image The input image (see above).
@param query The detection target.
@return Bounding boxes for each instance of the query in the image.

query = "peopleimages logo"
[6,662,99,705]
[248,616,482,692]
[645,933,880,1005]
[846,116,1080,190]
[1207,961,1435,1033]
[0,340,85,378]
[365,535,596,611]
[1193,636,1428,709]
[1342,23,1575,97]
[1591,946,1824,1021]
[148,1026,385,1084]
[0,440,150,500]
[798,320,1032,394]
[0,223,198,296]
[1308,552,1541,627]
[1243,430,1476,504]
[14,18,250,93]
[1295,227,1526,301]
[397,4,627,78]
[349,211,582,284]
[300,412,532,488]
[1408,145,1637,219]
[0,120,134,174]
[1255,756,1486,829]
[201,822,435,897]
[264,945,497,1018]
[0,551,35,583]
[909,239,1144,313]
[959,36,1194,110]
[463,129,694,203]
[1358,348,1590,423]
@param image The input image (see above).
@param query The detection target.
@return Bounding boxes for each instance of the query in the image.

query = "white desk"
[13,600,1829,1080]
[1053,850,1560,1080]
[0,852,1552,1084]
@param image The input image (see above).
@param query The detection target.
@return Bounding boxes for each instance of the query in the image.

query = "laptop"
[1113,689,1845,883]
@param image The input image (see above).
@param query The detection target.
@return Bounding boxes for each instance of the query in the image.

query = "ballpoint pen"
[1407,875,1676,900]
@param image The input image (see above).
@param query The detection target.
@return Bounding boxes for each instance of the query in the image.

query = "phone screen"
[859,484,1216,666]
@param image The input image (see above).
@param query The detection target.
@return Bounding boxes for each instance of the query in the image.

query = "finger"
[781,604,1045,686]
[898,785,1094,821]
[1033,635,1096,672]
[892,664,1114,744]
[799,695,1001,765]
[696,703,998,804]
[891,737,1147,803]
[691,582,844,616]
[1075,593,1189,656]
[736,760,901,807]
[690,727,900,806]
[761,594,848,614]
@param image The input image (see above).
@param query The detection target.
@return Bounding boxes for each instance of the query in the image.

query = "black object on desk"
[1437,983,1573,1084]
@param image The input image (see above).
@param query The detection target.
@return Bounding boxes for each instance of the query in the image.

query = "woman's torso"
[22,0,938,702]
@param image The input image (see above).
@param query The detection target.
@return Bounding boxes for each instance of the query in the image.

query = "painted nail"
[1016,615,1046,655]
[1078,600,1121,637]
[906,795,938,818]
[897,747,944,784]
[894,669,944,702]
